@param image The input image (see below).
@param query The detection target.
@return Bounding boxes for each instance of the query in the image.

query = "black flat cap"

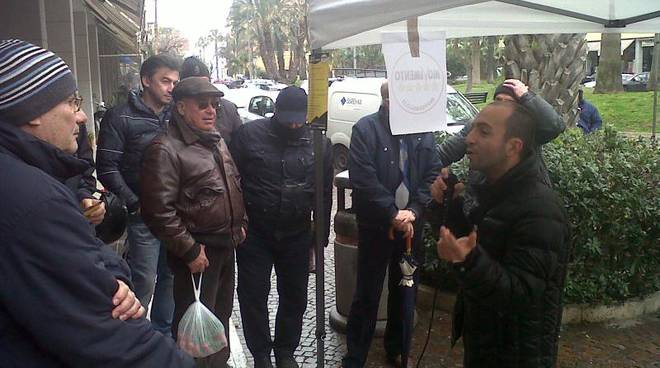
[172,77,223,101]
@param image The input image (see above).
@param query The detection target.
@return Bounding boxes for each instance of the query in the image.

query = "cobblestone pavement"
[231,188,348,367]
[229,188,660,368]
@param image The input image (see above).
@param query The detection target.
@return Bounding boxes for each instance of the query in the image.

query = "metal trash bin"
[329,170,388,336]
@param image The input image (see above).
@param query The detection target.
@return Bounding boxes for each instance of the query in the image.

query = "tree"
[484,36,499,84]
[594,33,623,93]
[143,26,187,57]
[195,36,209,63]
[208,30,224,81]
[469,37,482,85]
[504,34,587,127]
[229,0,280,80]
[647,34,659,92]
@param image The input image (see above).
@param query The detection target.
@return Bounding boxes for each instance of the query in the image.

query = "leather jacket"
[140,111,247,263]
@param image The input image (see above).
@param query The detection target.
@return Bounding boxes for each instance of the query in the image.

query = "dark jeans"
[126,213,174,335]
[170,245,235,368]
[342,226,422,368]
[236,230,311,360]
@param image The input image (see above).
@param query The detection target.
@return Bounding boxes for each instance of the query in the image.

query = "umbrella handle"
[405,234,412,256]
[389,227,413,256]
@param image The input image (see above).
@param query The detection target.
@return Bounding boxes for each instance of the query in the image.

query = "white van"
[326,77,479,171]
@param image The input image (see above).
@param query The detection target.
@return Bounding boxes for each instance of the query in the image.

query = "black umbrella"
[388,226,417,368]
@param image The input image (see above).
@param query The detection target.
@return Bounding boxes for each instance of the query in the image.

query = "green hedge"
[423,128,660,305]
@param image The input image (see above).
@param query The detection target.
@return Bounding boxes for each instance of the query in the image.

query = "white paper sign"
[382,31,447,135]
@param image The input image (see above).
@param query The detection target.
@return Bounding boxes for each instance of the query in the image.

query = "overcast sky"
[143,0,233,53]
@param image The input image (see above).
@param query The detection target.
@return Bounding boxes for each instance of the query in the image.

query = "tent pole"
[310,49,327,368]
[653,34,659,141]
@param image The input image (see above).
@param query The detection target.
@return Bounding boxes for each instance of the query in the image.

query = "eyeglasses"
[196,98,220,110]
[68,92,83,112]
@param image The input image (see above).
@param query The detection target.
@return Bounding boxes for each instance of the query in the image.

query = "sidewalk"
[228,188,660,368]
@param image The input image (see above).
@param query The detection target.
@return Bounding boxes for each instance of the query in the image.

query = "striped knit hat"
[0,39,77,125]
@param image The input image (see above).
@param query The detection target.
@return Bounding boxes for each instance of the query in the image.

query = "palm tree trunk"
[504,34,587,127]
[470,38,481,85]
[259,26,280,80]
[594,33,623,93]
[486,36,498,84]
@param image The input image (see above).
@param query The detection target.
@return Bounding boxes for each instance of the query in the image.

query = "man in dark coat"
[435,101,569,368]
[577,89,602,134]
[341,81,441,368]
[97,53,181,335]
[0,39,194,368]
[230,86,333,368]
[141,77,248,367]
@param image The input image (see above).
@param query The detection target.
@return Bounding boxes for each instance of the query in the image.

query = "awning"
[587,39,636,55]
[84,0,144,52]
[308,0,660,50]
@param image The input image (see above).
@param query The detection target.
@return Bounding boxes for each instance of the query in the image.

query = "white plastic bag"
[177,273,228,358]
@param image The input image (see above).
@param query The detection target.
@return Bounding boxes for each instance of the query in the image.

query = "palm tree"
[594,33,624,93]
[196,36,209,63]
[229,0,281,80]
[504,34,587,127]
[208,29,224,81]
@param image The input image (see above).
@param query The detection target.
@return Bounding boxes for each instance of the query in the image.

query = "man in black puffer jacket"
[434,101,569,368]
[97,54,181,336]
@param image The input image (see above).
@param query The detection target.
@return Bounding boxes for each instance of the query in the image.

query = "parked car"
[222,87,279,123]
[325,77,479,171]
[623,72,650,92]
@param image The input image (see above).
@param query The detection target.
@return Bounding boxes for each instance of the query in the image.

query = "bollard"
[329,170,389,336]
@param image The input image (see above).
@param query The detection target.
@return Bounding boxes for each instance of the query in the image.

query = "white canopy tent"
[306,3,659,367]
[308,0,660,49]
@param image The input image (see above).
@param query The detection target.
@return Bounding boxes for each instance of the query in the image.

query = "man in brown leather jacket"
[141,77,247,367]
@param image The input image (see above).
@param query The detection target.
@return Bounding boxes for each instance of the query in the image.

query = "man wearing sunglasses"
[0,39,194,367]
[141,77,247,367]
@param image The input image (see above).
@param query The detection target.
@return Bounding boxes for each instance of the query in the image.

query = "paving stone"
[232,189,660,368]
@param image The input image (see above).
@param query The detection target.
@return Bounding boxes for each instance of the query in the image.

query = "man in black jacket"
[0,39,194,368]
[342,81,441,368]
[230,86,333,368]
[97,54,181,335]
[435,101,569,368]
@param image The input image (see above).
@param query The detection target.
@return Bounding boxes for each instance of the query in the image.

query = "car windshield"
[447,92,478,125]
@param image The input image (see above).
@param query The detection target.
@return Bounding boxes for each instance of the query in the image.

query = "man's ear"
[176,101,185,115]
[141,75,151,89]
[25,117,42,128]
[506,137,524,157]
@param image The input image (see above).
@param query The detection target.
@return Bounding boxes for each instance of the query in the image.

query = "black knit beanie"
[180,56,211,79]
[493,83,517,101]
[0,39,77,125]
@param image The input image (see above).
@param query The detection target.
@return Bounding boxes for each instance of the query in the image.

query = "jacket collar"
[171,111,221,147]
[472,153,540,205]
[172,111,200,145]
[128,90,172,122]
[0,121,90,182]
[377,105,393,135]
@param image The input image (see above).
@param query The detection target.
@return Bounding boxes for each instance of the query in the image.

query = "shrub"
[423,127,660,305]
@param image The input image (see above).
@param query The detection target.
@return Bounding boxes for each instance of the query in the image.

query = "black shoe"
[275,355,299,368]
[254,355,273,368]
[386,352,402,368]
